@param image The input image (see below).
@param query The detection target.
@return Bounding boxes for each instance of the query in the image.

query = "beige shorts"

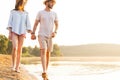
[38,35,53,52]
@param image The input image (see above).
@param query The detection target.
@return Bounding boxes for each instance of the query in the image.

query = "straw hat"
[44,0,56,4]
[15,0,21,5]
[16,0,20,3]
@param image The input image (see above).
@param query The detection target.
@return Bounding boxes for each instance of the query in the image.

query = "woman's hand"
[27,30,32,33]
[8,31,12,41]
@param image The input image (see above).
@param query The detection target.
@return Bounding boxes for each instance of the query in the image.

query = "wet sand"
[23,57,120,80]
[1,54,120,80]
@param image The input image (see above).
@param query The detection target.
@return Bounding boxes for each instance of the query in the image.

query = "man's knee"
[40,49,46,55]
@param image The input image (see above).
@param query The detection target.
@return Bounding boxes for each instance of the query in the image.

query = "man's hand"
[51,32,57,38]
[31,34,36,40]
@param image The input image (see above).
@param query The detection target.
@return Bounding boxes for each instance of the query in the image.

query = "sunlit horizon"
[0,0,120,47]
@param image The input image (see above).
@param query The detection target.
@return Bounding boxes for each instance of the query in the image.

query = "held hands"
[31,33,36,40]
[27,30,36,40]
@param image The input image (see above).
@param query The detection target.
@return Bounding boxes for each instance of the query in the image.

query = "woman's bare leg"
[15,35,24,72]
[11,33,18,70]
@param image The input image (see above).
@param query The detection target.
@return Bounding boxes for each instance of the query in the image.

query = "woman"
[7,0,31,72]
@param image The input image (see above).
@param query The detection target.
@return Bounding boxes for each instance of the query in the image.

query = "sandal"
[11,67,16,71]
[15,69,20,73]
[42,73,48,78]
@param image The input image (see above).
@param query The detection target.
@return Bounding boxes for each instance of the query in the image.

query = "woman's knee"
[12,46,17,51]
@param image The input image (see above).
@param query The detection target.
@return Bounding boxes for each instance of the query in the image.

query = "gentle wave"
[23,61,120,80]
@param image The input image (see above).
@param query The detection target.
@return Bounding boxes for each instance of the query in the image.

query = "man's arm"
[51,20,58,38]
[32,19,39,34]
[54,20,58,33]
[31,19,39,40]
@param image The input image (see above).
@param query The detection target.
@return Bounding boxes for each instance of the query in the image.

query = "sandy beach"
[0,54,37,80]
[1,54,120,80]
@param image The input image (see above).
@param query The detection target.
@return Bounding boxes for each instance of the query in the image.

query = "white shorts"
[38,35,53,52]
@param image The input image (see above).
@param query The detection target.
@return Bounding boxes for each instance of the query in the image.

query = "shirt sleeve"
[36,11,40,22]
[26,13,31,30]
[55,12,58,21]
[7,11,13,30]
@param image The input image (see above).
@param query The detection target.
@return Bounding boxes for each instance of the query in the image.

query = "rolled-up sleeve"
[26,14,31,30]
[7,11,13,30]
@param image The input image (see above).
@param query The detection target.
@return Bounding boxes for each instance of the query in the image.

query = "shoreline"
[23,57,120,80]
[1,54,120,80]
[0,54,37,80]
[21,56,120,64]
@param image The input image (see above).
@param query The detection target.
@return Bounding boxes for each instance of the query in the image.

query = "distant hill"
[59,44,120,57]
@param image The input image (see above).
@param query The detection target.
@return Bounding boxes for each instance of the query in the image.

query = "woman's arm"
[26,13,32,33]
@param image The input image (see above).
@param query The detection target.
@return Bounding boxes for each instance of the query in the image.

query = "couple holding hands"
[7,0,58,78]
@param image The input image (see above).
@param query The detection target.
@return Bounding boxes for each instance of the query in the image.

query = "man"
[31,0,58,78]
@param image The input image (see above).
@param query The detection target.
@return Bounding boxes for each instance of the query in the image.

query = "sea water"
[23,61,120,80]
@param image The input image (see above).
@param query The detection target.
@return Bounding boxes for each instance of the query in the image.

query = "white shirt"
[7,10,31,35]
[36,10,58,37]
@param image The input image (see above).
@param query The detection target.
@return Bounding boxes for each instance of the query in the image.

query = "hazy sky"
[0,0,120,47]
